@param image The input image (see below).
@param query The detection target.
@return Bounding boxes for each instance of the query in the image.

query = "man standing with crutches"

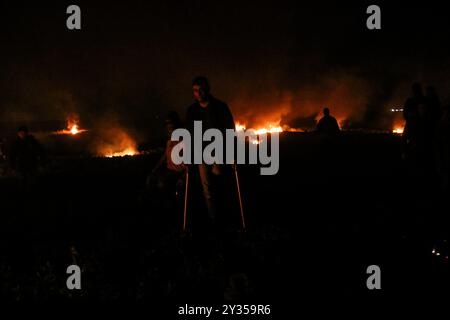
[183,76,244,233]
[184,163,246,232]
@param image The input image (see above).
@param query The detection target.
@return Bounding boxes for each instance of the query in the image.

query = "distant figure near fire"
[9,126,45,187]
[317,108,340,134]
[403,83,425,155]
[185,76,235,222]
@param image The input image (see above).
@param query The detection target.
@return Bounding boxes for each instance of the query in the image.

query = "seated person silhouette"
[317,107,340,134]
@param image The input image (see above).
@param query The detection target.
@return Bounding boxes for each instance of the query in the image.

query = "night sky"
[1,1,450,136]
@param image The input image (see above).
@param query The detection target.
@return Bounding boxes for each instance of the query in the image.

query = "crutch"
[234,165,246,230]
[183,169,189,232]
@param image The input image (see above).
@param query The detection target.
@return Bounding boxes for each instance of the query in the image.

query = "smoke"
[1,50,447,137]
[226,65,450,131]
[224,68,373,130]
[0,65,436,136]
[2,2,450,137]
[89,117,138,157]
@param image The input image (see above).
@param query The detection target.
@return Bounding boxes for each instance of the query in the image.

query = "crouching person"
[146,112,185,206]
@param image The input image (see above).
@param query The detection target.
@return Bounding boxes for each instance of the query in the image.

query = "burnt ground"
[0,132,449,309]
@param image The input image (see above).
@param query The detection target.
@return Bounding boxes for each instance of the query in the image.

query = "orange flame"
[54,119,87,135]
[70,124,79,135]
[235,123,247,132]
[235,121,294,145]
[393,126,404,134]
[235,121,283,134]
[235,121,302,134]
[95,127,139,158]
[393,120,405,134]
[104,148,138,158]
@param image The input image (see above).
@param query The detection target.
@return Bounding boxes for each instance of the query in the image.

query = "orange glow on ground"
[103,148,138,158]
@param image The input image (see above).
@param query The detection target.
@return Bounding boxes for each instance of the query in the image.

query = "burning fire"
[70,124,80,135]
[55,119,87,135]
[99,142,139,157]
[235,121,300,144]
[392,120,405,135]
[53,115,139,157]
[235,122,283,134]
[254,125,283,135]
[95,127,139,158]
[393,126,404,134]
[235,121,301,134]
[235,123,247,132]
[104,148,138,158]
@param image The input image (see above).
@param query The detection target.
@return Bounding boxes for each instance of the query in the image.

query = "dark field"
[0,132,448,306]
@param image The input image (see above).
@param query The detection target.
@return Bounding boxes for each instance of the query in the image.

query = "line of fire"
[0,106,406,157]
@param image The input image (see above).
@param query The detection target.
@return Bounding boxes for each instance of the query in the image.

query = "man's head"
[323,107,330,116]
[192,76,210,103]
[412,82,423,97]
[165,122,176,137]
[165,111,181,136]
[17,126,29,139]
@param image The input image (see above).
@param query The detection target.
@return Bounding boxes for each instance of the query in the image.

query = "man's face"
[18,131,27,139]
[193,84,208,102]
[166,123,176,137]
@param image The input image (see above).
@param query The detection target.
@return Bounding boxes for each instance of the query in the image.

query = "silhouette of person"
[404,82,425,119]
[9,126,45,188]
[316,107,340,134]
[147,111,185,194]
[185,76,235,222]
[403,83,426,163]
